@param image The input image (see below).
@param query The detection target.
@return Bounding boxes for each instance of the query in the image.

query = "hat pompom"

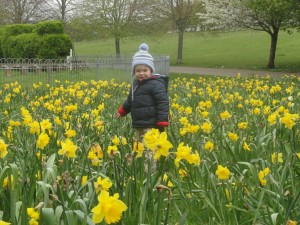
[139,43,149,51]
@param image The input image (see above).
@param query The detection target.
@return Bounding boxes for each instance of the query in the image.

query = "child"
[116,43,169,143]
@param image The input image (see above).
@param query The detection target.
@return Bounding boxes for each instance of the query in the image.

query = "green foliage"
[0,20,72,59]
[2,33,40,58]
[38,34,73,59]
[2,24,33,36]
[0,24,34,58]
[35,20,64,36]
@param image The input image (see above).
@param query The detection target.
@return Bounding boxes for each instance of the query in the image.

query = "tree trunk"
[177,29,184,64]
[61,0,66,21]
[267,29,279,69]
[115,37,121,58]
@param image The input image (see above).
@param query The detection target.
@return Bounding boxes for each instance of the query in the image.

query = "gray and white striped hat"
[132,43,155,73]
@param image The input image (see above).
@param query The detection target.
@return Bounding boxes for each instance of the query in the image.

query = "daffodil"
[243,142,250,151]
[200,111,209,118]
[29,121,41,135]
[281,113,297,129]
[220,110,231,120]
[88,144,103,166]
[121,137,127,145]
[186,152,200,166]
[0,139,8,158]
[27,208,40,220]
[58,138,78,158]
[132,141,144,157]
[228,132,239,141]
[175,142,200,167]
[272,152,283,163]
[204,140,214,151]
[185,124,200,133]
[94,177,112,193]
[40,119,52,131]
[36,133,50,149]
[9,120,21,127]
[238,122,248,129]
[107,145,118,156]
[179,169,188,178]
[163,173,174,187]
[144,129,173,159]
[179,128,187,136]
[81,176,88,187]
[112,136,120,145]
[185,106,192,114]
[2,175,13,188]
[268,114,277,125]
[258,167,270,186]
[179,117,189,126]
[216,165,230,180]
[286,220,298,225]
[201,122,212,133]
[91,191,127,224]
[175,143,192,167]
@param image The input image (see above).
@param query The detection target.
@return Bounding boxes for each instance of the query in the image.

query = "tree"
[0,0,11,25]
[47,0,77,22]
[150,0,205,64]
[232,0,300,69]
[82,0,149,57]
[199,0,238,31]
[1,0,49,24]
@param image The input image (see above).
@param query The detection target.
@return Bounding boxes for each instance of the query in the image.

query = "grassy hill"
[74,30,300,72]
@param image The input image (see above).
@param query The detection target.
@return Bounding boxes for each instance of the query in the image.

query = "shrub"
[2,24,33,36]
[1,33,40,58]
[0,24,34,58]
[0,20,72,59]
[38,34,73,59]
[34,20,64,35]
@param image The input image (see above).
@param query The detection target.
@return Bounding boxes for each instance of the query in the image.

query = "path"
[169,66,300,77]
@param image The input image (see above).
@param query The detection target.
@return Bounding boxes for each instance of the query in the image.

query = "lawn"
[74,30,300,72]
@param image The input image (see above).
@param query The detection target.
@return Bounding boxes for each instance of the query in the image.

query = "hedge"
[0,20,73,59]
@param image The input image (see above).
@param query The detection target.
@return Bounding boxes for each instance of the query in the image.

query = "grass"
[74,30,300,72]
[0,68,131,88]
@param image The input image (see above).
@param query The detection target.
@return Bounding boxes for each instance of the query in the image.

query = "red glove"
[156,121,169,127]
[118,106,127,116]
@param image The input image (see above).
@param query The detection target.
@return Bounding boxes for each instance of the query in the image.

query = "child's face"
[134,65,151,81]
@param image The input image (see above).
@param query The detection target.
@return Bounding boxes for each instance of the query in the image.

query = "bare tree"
[0,0,11,25]
[1,0,49,24]
[47,0,78,21]
[83,0,148,57]
[151,0,205,64]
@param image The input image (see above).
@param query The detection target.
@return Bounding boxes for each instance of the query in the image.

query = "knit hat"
[132,43,155,73]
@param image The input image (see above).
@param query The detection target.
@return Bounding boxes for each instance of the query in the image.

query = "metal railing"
[0,55,169,86]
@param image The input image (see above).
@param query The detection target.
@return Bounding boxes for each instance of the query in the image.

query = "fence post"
[47,60,51,84]
[96,61,100,81]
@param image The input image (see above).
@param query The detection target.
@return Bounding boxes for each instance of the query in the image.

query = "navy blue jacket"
[118,75,169,129]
